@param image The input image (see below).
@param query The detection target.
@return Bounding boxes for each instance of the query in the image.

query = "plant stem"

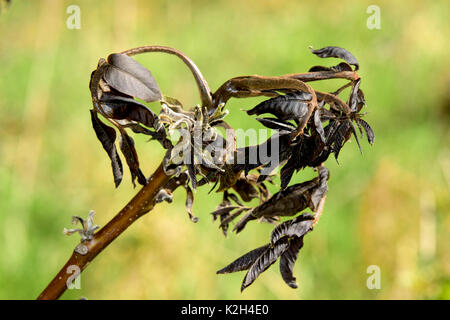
[120,46,213,109]
[37,162,170,300]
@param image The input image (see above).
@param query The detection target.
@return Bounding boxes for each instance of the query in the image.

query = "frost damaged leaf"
[246,92,311,121]
[349,79,365,112]
[309,46,359,71]
[104,53,162,102]
[241,238,290,291]
[118,131,146,187]
[309,62,353,73]
[100,94,159,129]
[90,110,123,187]
[313,109,326,143]
[356,118,375,145]
[270,213,314,245]
[185,185,199,222]
[280,237,304,288]
[255,117,296,132]
[309,166,329,211]
[216,244,270,274]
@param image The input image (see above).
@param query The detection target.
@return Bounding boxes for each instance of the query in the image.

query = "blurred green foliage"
[0,0,448,300]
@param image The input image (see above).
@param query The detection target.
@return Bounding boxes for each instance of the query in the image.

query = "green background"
[0,0,448,299]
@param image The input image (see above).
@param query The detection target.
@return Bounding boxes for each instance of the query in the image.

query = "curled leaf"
[90,110,123,187]
[309,46,359,71]
[255,117,296,131]
[241,238,290,291]
[270,213,314,245]
[217,244,270,274]
[246,92,311,121]
[100,93,159,129]
[280,237,304,288]
[184,185,198,222]
[104,53,162,102]
[309,62,353,73]
[118,131,146,187]
[356,118,375,145]
[313,109,326,143]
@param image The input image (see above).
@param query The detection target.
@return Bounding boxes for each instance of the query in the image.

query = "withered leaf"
[309,166,329,211]
[255,117,295,132]
[184,185,198,222]
[246,91,311,121]
[270,213,314,245]
[219,207,249,229]
[356,118,375,145]
[349,121,363,155]
[309,62,353,73]
[313,109,326,143]
[233,131,292,177]
[280,237,304,288]
[349,79,365,112]
[309,46,359,71]
[216,244,270,274]
[118,131,146,187]
[104,53,162,102]
[100,93,159,129]
[241,238,290,291]
[211,205,241,217]
[232,177,259,202]
[227,192,244,207]
[90,110,123,187]
[332,121,352,161]
[187,162,197,190]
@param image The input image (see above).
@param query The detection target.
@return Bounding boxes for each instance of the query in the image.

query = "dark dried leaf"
[309,62,353,73]
[232,177,259,202]
[349,79,365,112]
[309,166,329,211]
[270,213,314,245]
[216,244,270,274]
[227,192,244,206]
[246,92,311,121]
[349,121,363,155]
[100,93,159,129]
[332,121,352,161]
[280,164,295,190]
[118,131,146,187]
[241,238,290,291]
[211,205,241,217]
[313,109,326,143]
[90,110,123,187]
[309,46,359,71]
[280,237,304,288]
[219,207,249,229]
[185,185,198,222]
[187,162,197,190]
[255,117,296,131]
[356,118,375,145]
[104,53,162,102]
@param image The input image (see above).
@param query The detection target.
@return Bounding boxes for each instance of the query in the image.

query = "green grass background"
[0,0,448,299]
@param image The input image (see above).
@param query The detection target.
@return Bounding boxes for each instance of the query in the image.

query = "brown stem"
[285,70,360,82]
[37,162,170,300]
[120,46,213,109]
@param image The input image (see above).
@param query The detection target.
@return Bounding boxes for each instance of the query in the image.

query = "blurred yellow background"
[0,0,448,299]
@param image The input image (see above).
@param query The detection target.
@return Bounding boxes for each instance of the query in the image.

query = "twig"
[37,162,170,300]
[120,46,213,109]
